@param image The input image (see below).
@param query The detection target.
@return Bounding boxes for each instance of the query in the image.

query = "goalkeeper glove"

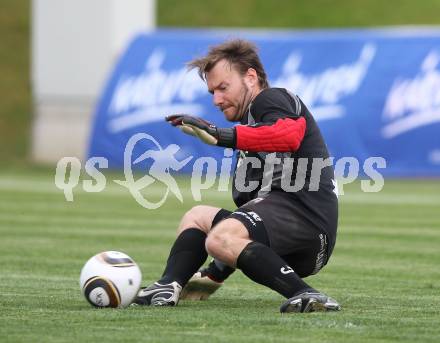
[165,114,236,148]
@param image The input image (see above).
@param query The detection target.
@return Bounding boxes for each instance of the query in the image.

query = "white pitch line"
[0,176,439,205]
[0,212,158,226]
[338,193,440,205]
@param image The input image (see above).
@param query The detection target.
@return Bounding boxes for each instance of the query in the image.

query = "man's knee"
[205,228,226,257]
[205,219,250,259]
[178,205,220,234]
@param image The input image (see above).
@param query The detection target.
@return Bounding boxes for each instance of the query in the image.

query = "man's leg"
[181,209,236,300]
[133,205,221,306]
[199,208,236,283]
[205,217,315,296]
[201,259,235,282]
[205,214,340,313]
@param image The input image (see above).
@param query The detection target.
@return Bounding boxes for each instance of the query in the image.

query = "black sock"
[236,242,316,298]
[159,228,208,287]
[205,259,235,282]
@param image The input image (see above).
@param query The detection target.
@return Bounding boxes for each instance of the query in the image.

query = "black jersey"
[232,87,338,241]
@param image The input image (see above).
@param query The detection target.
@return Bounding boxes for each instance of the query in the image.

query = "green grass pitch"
[0,169,439,342]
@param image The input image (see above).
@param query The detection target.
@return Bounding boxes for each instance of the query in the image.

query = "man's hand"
[165,114,236,148]
[166,114,218,145]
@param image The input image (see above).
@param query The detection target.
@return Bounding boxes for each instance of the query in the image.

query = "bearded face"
[206,59,261,122]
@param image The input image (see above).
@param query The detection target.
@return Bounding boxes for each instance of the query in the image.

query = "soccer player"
[134,39,340,313]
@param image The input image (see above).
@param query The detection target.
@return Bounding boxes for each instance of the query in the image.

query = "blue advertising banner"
[88,28,440,177]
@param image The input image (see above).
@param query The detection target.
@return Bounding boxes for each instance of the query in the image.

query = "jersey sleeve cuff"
[216,127,236,148]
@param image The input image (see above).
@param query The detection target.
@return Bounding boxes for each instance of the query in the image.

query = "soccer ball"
[79,251,142,308]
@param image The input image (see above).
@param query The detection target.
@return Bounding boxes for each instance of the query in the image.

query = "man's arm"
[165,114,306,153]
[235,117,306,152]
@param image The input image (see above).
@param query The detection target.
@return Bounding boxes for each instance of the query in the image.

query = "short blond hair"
[188,39,269,89]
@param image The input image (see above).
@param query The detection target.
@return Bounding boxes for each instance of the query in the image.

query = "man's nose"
[213,91,223,107]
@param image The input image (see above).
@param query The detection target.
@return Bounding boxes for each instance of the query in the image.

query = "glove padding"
[165,114,236,148]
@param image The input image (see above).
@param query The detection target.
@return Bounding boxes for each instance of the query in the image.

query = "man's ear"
[244,68,258,88]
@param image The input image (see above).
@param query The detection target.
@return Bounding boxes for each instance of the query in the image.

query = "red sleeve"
[235,117,306,152]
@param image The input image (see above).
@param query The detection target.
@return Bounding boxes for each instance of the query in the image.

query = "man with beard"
[134,39,340,313]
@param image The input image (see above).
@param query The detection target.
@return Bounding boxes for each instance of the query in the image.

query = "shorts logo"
[233,211,260,227]
[280,266,294,275]
[312,234,328,275]
[247,211,262,222]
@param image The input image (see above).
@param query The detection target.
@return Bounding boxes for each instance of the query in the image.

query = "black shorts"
[211,191,334,277]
